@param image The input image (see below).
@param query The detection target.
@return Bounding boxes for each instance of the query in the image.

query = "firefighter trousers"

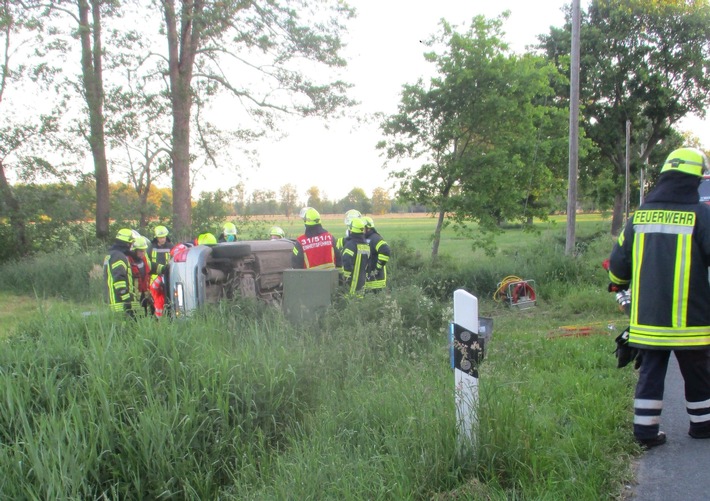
[634,349,710,440]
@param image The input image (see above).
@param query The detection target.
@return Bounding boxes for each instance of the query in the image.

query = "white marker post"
[451,289,483,448]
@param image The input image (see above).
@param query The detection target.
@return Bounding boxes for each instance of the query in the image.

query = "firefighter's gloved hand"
[614,328,639,369]
[608,282,629,293]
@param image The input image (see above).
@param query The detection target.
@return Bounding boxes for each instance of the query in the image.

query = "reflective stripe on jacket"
[342,236,370,295]
[103,245,133,313]
[293,227,338,270]
[365,231,390,290]
[609,199,710,348]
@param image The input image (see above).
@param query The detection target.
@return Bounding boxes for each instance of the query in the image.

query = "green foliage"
[0,216,639,499]
[0,249,103,302]
[540,0,710,232]
[191,189,232,234]
[379,14,571,259]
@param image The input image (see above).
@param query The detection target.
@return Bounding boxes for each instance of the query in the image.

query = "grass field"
[0,213,640,499]
[244,212,616,265]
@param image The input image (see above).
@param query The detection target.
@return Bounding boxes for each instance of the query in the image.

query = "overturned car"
[166,240,296,316]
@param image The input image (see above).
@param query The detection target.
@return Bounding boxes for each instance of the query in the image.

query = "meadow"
[0,214,641,500]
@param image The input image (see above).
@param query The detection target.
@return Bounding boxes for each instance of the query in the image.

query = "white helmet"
[344,209,362,226]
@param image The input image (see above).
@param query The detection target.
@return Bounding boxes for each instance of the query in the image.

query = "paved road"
[631,354,710,500]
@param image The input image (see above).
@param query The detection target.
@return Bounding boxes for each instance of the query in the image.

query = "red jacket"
[293,226,338,269]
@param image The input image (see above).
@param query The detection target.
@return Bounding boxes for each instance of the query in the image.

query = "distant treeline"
[0,181,432,262]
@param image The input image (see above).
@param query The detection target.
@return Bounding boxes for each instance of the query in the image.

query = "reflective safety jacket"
[103,243,134,314]
[365,230,390,290]
[292,224,341,270]
[335,232,349,274]
[149,237,173,281]
[342,234,370,296]
[608,174,710,349]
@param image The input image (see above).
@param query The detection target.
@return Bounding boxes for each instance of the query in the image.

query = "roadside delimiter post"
[451,289,492,447]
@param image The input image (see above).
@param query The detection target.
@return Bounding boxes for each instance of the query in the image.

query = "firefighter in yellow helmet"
[335,209,361,273]
[149,225,173,284]
[102,228,136,318]
[218,222,238,242]
[341,217,370,296]
[607,146,710,448]
[292,207,341,269]
[197,232,218,245]
[363,216,390,292]
[128,236,158,316]
[270,226,286,240]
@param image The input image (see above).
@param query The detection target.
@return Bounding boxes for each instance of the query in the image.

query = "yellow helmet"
[300,207,321,226]
[116,228,134,243]
[270,226,285,238]
[222,222,238,236]
[132,236,149,251]
[344,209,362,226]
[154,225,169,238]
[363,216,374,229]
[661,147,709,177]
[197,232,217,245]
[349,217,366,234]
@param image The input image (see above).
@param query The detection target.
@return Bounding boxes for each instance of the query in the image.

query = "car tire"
[210,242,252,259]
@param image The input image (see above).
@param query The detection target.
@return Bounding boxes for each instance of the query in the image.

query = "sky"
[193,0,707,203]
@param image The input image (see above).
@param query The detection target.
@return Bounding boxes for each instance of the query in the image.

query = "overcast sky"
[197,0,706,203]
[196,1,576,201]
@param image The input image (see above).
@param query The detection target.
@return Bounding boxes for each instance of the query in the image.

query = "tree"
[157,0,355,238]
[248,189,278,215]
[76,0,111,239]
[371,187,390,215]
[540,0,710,235]
[379,15,568,259]
[104,66,173,233]
[279,183,299,217]
[0,2,70,254]
[337,187,371,214]
[305,186,322,211]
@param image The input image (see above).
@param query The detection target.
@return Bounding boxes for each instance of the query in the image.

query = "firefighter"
[151,243,189,318]
[128,236,157,317]
[607,147,710,448]
[150,225,173,283]
[335,209,361,275]
[197,232,218,245]
[218,222,238,242]
[270,226,286,240]
[292,207,341,270]
[341,217,370,296]
[103,228,136,318]
[363,216,390,292]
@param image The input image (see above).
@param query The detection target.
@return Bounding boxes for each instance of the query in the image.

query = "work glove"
[608,282,629,293]
[614,328,639,369]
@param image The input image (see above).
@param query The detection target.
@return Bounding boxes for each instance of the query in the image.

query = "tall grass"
[0,221,640,499]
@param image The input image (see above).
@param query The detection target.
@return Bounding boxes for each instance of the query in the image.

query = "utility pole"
[565,0,581,256]
[625,120,631,223]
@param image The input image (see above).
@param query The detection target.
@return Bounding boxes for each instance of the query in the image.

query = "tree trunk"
[78,0,110,240]
[610,191,624,236]
[0,161,28,253]
[163,0,203,240]
[431,208,445,262]
[170,74,193,239]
